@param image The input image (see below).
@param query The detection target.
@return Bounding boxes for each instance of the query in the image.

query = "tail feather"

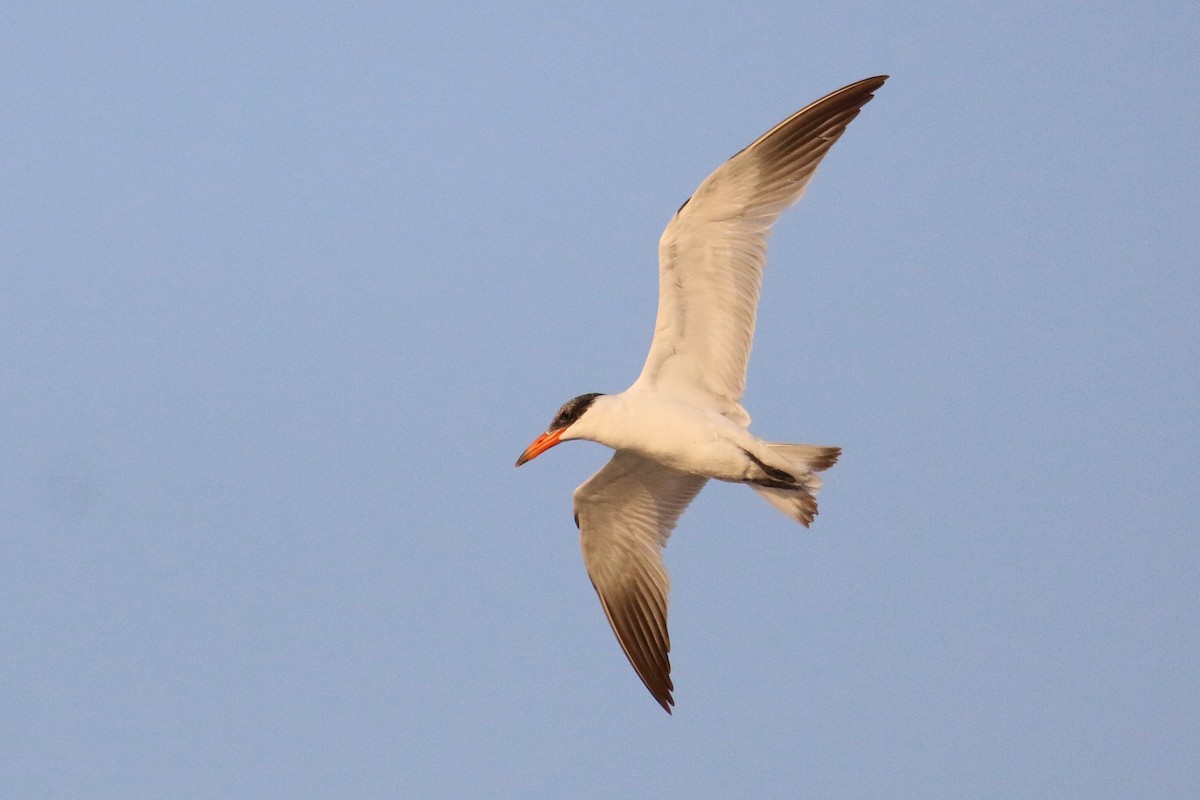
[766,443,840,472]
[750,443,840,527]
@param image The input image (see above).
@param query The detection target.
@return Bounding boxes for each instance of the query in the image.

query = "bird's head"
[515,392,604,466]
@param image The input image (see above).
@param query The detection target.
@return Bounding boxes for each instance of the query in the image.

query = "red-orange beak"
[515,428,564,467]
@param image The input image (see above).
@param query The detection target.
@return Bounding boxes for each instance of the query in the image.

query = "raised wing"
[573,450,707,713]
[632,76,887,420]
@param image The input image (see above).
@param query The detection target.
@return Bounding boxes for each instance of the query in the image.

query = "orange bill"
[515,429,564,466]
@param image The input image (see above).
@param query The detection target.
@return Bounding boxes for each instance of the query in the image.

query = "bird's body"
[516,76,888,712]
[562,391,776,483]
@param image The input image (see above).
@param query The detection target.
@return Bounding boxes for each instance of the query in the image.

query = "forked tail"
[750,444,840,528]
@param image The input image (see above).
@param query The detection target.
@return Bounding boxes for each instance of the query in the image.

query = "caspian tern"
[516,76,887,713]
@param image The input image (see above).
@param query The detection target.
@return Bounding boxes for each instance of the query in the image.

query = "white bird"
[516,76,887,713]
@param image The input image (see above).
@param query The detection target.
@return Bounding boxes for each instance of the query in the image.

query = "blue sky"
[3,2,1197,797]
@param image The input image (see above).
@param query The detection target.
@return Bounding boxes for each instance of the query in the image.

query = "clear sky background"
[3,3,1197,798]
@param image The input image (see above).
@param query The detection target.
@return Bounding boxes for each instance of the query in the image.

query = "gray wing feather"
[573,451,707,712]
[634,76,887,419]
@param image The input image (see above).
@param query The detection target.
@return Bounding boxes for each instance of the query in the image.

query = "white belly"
[581,391,763,481]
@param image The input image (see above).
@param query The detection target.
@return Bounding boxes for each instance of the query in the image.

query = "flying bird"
[516,76,887,713]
